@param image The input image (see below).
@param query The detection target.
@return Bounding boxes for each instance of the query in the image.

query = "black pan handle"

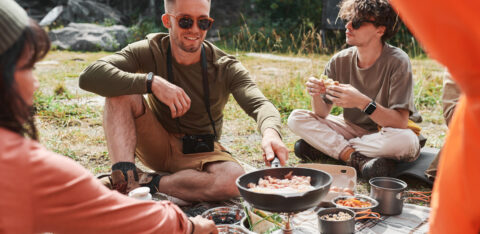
[271,156,281,168]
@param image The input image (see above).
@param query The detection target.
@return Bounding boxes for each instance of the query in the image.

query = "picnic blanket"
[273,203,430,233]
[152,159,431,233]
[355,204,430,233]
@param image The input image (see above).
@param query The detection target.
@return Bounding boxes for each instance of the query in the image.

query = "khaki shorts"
[134,99,238,173]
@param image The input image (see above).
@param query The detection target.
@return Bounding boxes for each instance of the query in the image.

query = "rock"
[59,0,126,25]
[39,5,64,26]
[49,23,130,51]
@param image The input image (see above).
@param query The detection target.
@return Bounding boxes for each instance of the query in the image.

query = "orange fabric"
[390,0,480,233]
[0,128,189,234]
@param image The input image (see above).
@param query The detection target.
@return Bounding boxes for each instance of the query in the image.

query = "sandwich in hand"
[320,74,340,87]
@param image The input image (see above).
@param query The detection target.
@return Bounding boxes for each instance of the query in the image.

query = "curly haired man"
[288,0,420,179]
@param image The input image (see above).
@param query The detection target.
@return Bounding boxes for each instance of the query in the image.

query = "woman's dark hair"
[0,19,50,140]
[339,0,400,42]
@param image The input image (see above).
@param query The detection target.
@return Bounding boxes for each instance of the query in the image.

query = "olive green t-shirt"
[79,33,281,138]
[324,44,416,131]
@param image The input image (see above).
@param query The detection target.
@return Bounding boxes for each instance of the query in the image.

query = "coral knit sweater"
[391,0,480,233]
[0,128,189,234]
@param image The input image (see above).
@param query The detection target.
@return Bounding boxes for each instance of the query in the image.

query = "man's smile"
[184,35,200,41]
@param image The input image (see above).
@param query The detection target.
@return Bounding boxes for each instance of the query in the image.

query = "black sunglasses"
[167,14,214,31]
[347,19,377,30]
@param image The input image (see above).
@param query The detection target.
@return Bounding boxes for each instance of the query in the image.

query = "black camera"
[182,134,215,154]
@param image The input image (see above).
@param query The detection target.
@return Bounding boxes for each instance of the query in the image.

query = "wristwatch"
[146,72,154,94]
[363,100,377,115]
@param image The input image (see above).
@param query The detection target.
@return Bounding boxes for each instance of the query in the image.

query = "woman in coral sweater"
[0,0,216,233]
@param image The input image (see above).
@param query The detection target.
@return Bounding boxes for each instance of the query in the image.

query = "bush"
[216,0,424,57]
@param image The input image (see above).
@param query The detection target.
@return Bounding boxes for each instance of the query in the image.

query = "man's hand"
[305,77,326,97]
[326,84,370,109]
[261,128,289,166]
[151,75,191,118]
[189,216,218,234]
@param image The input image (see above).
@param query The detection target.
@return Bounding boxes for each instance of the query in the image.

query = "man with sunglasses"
[79,0,288,202]
[288,0,420,179]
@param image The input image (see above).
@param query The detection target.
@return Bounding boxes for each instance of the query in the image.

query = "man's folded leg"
[287,109,369,160]
[134,99,245,202]
[347,127,421,179]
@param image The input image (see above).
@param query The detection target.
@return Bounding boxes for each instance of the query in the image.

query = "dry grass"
[34,50,443,202]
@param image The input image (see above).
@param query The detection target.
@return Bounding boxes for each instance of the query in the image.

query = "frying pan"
[236,158,332,213]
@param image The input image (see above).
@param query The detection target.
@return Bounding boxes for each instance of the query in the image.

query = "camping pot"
[369,177,407,215]
[318,207,355,234]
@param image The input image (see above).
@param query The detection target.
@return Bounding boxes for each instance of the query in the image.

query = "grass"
[219,19,424,57]
[33,49,443,205]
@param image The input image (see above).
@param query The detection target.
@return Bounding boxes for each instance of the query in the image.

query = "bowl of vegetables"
[332,194,378,212]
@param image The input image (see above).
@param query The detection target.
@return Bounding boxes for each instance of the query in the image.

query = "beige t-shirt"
[324,44,416,131]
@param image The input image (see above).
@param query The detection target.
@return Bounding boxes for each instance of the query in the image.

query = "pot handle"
[404,190,432,203]
[355,209,381,221]
[271,156,281,168]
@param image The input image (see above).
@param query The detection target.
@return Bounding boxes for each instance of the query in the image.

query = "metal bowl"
[318,207,356,234]
[201,206,246,225]
[332,194,379,212]
[216,224,253,234]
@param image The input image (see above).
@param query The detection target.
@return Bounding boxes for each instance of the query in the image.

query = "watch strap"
[363,100,377,115]
[146,72,154,94]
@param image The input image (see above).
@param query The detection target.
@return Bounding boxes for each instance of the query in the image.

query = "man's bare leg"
[104,95,144,163]
[158,161,245,202]
[104,95,244,201]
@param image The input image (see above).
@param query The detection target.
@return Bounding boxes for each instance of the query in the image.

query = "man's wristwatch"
[146,72,154,94]
[363,100,377,115]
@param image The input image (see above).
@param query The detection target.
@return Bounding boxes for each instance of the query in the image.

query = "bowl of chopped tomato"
[332,195,378,212]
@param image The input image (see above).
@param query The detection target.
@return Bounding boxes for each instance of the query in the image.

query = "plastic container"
[128,187,152,200]
[216,224,252,234]
[297,164,357,202]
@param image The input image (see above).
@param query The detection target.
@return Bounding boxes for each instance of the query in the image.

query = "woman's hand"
[189,216,218,234]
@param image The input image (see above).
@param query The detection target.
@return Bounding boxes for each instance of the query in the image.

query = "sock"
[340,147,355,162]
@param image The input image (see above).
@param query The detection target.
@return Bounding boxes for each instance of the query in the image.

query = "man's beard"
[179,43,201,53]
[173,32,203,53]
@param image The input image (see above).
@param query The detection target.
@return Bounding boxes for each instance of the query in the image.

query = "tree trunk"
[149,0,155,18]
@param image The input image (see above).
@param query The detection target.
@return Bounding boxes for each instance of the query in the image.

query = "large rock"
[59,0,126,25]
[17,0,126,25]
[49,23,130,51]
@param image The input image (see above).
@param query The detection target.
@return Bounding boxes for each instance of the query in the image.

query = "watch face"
[364,101,376,115]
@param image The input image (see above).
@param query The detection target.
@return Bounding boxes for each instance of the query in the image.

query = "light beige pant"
[287,109,420,161]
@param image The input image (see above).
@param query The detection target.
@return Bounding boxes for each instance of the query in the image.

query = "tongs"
[271,156,281,168]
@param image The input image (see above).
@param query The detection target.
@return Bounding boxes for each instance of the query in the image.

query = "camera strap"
[167,44,218,139]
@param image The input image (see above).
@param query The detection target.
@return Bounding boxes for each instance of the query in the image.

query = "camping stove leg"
[282,213,293,234]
